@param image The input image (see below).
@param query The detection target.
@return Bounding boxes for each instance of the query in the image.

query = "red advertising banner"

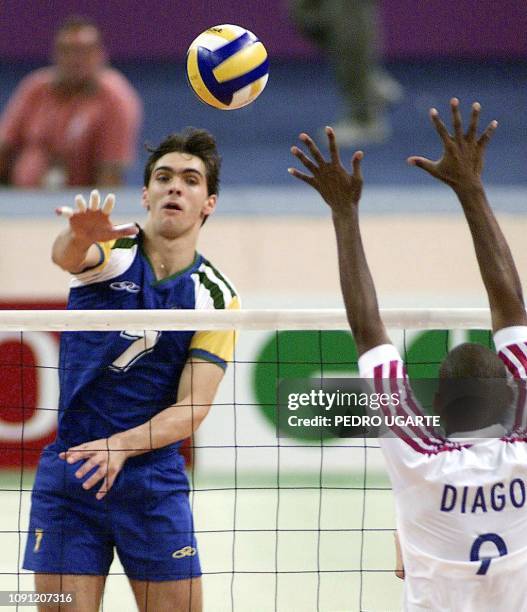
[0,301,64,467]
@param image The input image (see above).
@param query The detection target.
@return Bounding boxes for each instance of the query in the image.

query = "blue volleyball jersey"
[55,229,239,449]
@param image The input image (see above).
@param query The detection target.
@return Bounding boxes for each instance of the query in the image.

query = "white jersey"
[358,326,527,612]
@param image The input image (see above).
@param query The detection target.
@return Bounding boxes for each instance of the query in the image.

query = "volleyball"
[186,24,269,110]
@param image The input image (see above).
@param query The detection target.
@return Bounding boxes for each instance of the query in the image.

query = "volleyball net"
[0,308,494,611]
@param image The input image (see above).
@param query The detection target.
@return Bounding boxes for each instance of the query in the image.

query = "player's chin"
[157,220,189,240]
[160,216,200,238]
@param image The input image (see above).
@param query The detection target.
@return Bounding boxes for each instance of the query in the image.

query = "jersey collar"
[449,423,508,441]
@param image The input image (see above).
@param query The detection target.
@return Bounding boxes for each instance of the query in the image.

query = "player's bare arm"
[409,98,527,332]
[394,531,405,580]
[289,127,390,355]
[52,189,137,273]
[59,358,223,500]
[112,357,223,457]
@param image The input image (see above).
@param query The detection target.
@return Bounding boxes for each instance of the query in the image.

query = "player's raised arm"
[52,189,137,273]
[289,128,390,355]
[409,98,527,332]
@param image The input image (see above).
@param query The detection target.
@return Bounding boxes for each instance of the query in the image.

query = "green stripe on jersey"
[202,259,236,298]
[198,271,225,309]
[113,237,137,249]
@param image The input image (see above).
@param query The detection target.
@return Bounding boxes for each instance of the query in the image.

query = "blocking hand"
[289,127,364,215]
[408,98,498,192]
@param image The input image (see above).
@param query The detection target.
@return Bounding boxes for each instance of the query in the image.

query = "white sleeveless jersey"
[358,326,527,612]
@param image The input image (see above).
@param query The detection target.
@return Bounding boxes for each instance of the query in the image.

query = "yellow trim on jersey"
[189,295,240,364]
[88,240,116,274]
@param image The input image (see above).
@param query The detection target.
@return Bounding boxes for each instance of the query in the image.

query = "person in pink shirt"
[0,16,142,188]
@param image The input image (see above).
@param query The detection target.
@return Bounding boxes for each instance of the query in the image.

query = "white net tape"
[0,308,492,331]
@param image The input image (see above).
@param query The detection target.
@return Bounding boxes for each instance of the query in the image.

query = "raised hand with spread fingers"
[289,126,364,217]
[409,98,525,332]
[53,188,137,272]
[289,126,390,355]
[407,97,498,194]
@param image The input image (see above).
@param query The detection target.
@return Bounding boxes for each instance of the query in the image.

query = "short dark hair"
[55,16,103,44]
[437,343,510,433]
[143,128,221,196]
[439,343,506,380]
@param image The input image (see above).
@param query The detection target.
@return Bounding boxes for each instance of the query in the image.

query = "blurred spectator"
[0,16,142,188]
[290,0,402,145]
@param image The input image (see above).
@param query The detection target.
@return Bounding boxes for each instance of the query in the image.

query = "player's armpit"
[394,531,405,580]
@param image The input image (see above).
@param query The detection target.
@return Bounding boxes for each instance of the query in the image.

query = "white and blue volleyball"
[186,24,269,110]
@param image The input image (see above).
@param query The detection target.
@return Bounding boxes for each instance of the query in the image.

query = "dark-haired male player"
[290,100,527,611]
[24,129,239,612]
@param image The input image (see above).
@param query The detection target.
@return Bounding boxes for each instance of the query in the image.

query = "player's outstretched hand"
[59,437,129,501]
[56,189,138,246]
[289,127,363,215]
[408,98,498,193]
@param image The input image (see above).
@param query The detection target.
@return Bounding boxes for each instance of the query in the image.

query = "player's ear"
[141,187,150,211]
[202,194,217,219]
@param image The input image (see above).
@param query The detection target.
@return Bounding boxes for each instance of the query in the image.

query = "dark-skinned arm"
[289,128,390,355]
[409,98,526,333]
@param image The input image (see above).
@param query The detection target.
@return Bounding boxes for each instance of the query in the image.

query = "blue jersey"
[56,229,239,449]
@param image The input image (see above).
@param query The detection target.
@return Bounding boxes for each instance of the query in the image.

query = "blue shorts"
[23,445,201,581]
